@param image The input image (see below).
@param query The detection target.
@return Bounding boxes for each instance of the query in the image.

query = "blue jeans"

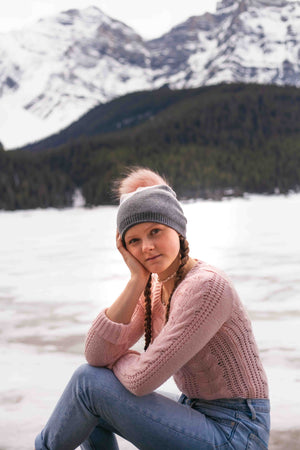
[35,364,270,449]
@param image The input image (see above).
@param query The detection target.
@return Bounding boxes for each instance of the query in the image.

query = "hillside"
[1,83,300,210]
[21,86,195,152]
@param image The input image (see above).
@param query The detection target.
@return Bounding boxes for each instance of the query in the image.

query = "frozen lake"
[0,194,299,449]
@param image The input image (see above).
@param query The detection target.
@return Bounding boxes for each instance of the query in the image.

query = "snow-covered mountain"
[0,7,154,149]
[1,0,300,149]
[150,0,300,88]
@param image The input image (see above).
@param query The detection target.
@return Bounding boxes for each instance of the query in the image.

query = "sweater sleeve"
[112,270,233,396]
[85,298,145,367]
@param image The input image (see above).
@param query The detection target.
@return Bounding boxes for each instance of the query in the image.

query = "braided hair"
[143,274,152,351]
[143,236,190,351]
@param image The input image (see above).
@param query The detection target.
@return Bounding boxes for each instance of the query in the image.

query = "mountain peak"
[1,1,300,149]
[216,0,295,11]
[38,5,109,27]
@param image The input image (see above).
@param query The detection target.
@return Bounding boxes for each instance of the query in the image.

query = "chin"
[146,263,166,274]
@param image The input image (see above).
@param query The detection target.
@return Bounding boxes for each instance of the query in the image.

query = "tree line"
[1,83,300,210]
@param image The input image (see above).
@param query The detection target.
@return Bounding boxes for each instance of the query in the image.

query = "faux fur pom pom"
[117,167,168,198]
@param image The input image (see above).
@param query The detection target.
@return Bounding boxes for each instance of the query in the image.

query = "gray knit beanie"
[117,185,187,240]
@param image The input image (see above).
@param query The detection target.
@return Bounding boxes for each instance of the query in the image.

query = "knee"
[73,363,97,379]
[71,363,100,386]
[70,364,113,394]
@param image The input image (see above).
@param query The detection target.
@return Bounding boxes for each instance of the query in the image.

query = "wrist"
[129,273,150,288]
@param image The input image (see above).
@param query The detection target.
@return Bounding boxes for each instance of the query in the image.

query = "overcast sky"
[0,0,219,39]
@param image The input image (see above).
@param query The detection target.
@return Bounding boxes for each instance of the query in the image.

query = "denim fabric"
[35,364,270,450]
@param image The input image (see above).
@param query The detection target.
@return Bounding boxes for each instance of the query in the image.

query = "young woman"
[35,168,270,450]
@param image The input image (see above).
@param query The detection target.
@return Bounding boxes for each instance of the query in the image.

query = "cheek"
[161,234,180,256]
[128,246,142,260]
[172,240,180,255]
[169,233,180,252]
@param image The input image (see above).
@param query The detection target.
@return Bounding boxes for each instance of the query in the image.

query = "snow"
[0,195,300,448]
[0,6,151,148]
[1,2,300,149]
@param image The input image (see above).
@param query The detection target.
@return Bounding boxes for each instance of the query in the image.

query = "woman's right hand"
[105,233,150,324]
[116,232,150,283]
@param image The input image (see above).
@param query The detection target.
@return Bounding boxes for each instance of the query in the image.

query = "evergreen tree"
[1,83,300,210]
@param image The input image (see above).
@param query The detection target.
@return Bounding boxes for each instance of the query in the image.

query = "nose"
[142,237,154,252]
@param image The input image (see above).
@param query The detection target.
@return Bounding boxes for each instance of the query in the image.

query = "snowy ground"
[0,194,299,449]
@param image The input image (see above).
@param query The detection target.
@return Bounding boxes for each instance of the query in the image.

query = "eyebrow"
[125,230,141,241]
[126,223,162,241]
[126,234,138,241]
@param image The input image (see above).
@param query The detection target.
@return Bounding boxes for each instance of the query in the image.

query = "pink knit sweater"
[85,261,269,399]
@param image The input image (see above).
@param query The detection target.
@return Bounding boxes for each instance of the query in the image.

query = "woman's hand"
[105,232,150,324]
[116,232,150,282]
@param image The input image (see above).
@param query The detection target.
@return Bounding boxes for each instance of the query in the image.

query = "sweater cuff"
[89,308,137,345]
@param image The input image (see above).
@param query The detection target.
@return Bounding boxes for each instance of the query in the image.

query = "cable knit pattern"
[85,300,145,367]
[85,261,269,399]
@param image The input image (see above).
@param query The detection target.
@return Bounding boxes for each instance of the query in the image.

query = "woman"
[35,168,270,449]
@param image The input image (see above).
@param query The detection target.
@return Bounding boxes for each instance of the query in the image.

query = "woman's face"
[124,222,180,276]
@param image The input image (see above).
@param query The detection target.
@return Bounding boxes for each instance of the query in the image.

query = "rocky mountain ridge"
[0,0,300,148]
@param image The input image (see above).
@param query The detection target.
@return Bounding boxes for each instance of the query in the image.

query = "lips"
[145,254,161,262]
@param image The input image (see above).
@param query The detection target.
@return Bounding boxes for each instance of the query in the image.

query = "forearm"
[106,276,147,324]
[112,271,233,396]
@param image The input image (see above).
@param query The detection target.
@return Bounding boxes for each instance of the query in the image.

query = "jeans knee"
[71,364,97,388]
[73,363,95,379]
[70,364,114,395]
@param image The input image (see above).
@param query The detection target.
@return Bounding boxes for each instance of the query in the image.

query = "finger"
[116,238,122,250]
[116,234,126,252]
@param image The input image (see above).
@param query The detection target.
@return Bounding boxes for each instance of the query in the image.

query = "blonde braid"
[144,274,152,351]
[165,236,190,323]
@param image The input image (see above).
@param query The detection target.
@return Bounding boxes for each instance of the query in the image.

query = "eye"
[151,228,161,235]
[128,238,139,245]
